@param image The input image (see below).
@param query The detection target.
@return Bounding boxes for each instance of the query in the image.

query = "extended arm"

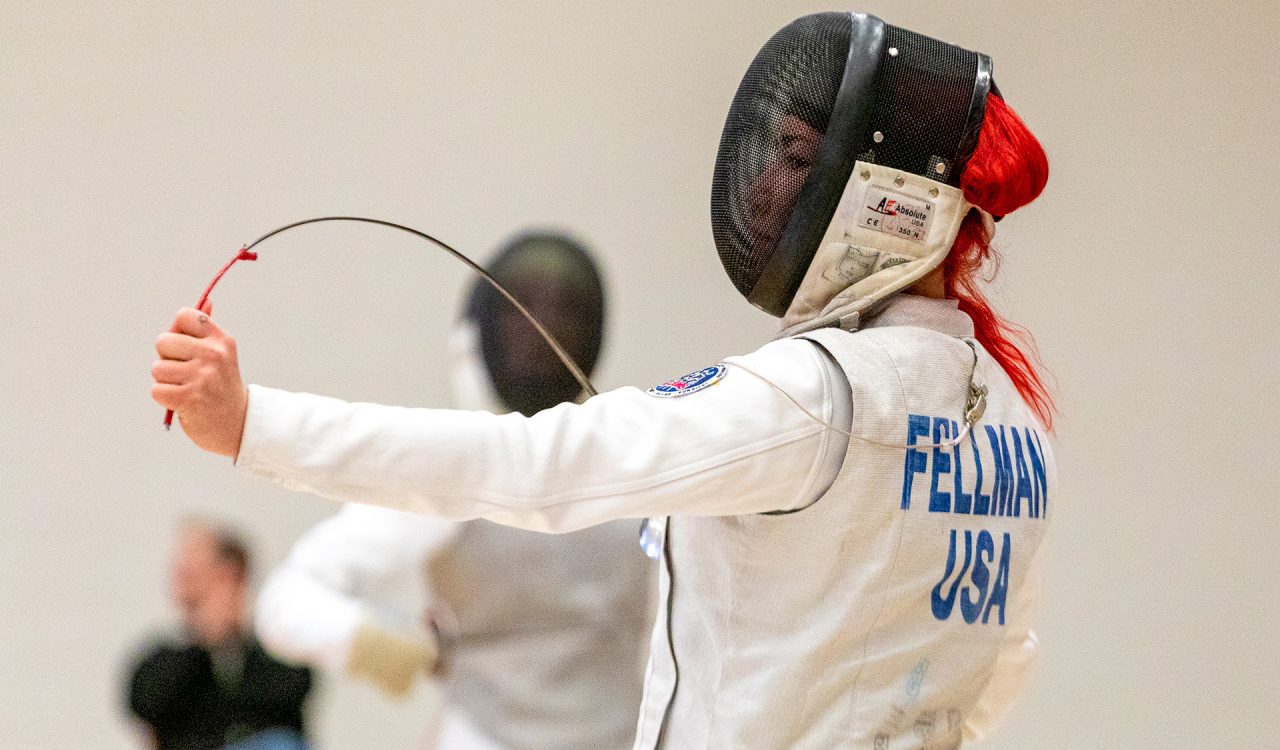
[236,338,848,532]
[153,306,849,531]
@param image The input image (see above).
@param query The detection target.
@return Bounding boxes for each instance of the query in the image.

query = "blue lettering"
[970,433,989,515]
[931,529,972,620]
[902,415,930,509]
[987,426,1014,517]
[951,419,972,514]
[913,420,1048,522]
[1012,429,1032,518]
[1026,429,1048,518]
[961,530,994,624]
[983,532,1012,625]
[929,418,953,512]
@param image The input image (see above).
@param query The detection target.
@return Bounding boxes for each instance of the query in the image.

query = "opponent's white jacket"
[256,504,651,750]
[236,295,1053,749]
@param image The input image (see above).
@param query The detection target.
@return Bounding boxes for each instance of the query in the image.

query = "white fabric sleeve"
[962,542,1045,744]
[437,709,506,750]
[254,503,458,670]
[237,338,851,533]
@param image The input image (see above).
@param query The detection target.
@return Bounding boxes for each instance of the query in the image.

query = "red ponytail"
[947,94,1056,430]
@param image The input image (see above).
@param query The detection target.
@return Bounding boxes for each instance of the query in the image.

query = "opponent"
[153,12,1057,748]
[253,233,651,750]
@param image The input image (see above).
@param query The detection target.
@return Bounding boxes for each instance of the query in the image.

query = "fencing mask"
[457,232,606,417]
[711,12,994,323]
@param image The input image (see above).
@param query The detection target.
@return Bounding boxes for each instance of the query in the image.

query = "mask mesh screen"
[710,12,850,299]
[468,234,605,416]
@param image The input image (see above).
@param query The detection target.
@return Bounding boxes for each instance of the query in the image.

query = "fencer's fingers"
[171,307,221,338]
[155,332,201,361]
[151,359,195,385]
[150,382,189,411]
[198,299,212,316]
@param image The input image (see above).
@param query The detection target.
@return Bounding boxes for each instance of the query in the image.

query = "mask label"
[648,364,728,398]
[821,244,916,287]
[859,187,935,243]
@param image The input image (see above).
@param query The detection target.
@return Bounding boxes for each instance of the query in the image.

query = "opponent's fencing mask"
[462,232,606,417]
[711,12,994,323]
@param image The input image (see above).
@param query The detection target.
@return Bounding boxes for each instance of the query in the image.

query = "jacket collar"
[777,292,974,339]
[861,294,974,337]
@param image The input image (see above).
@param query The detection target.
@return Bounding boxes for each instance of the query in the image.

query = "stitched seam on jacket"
[840,334,912,742]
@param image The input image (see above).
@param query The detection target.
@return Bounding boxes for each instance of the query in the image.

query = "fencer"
[253,233,651,750]
[153,11,1058,749]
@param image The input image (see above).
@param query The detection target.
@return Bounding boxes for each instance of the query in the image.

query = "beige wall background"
[2,1,1276,747]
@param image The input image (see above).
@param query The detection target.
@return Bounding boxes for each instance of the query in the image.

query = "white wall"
[2,1,1276,748]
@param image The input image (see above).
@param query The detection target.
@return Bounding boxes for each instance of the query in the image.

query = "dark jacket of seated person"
[125,520,312,750]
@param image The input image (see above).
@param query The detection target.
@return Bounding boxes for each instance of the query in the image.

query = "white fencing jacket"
[237,295,1052,749]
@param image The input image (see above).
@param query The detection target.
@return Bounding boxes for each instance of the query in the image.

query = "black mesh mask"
[711,12,993,317]
[466,233,606,417]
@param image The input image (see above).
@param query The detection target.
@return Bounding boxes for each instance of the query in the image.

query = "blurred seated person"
[124,519,312,750]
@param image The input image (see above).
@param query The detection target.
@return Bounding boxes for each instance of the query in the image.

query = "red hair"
[946,94,1056,430]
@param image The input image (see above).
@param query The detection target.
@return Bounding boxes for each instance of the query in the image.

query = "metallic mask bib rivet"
[888,46,899,57]
[929,187,940,197]
[873,131,885,143]
[894,175,906,187]
[860,169,872,181]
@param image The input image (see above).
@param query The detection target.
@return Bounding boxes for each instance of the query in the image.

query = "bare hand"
[151,302,249,458]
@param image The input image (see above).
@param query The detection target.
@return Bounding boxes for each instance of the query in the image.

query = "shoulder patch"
[647,363,728,398]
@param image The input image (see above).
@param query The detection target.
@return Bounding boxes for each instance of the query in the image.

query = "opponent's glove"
[346,621,438,697]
